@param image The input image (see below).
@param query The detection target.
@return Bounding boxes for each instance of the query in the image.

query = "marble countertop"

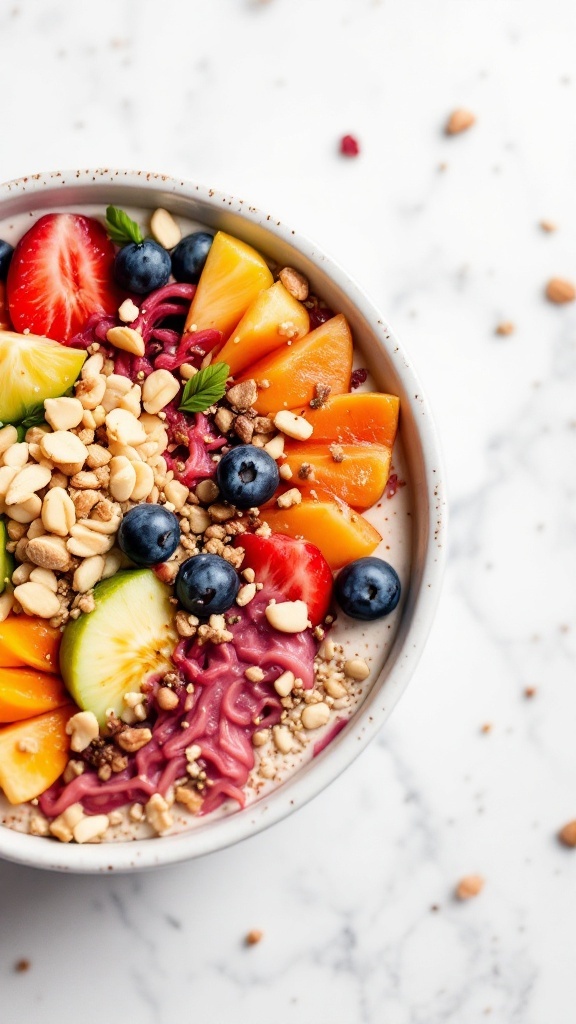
[1,0,575,1021]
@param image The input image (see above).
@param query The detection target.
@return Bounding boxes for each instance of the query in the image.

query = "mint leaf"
[105,205,144,246]
[20,402,47,429]
[179,362,230,414]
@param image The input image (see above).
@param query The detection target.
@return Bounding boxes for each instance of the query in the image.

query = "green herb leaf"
[179,362,230,415]
[19,402,47,430]
[105,205,144,246]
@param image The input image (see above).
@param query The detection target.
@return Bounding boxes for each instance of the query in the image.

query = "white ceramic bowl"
[0,169,446,872]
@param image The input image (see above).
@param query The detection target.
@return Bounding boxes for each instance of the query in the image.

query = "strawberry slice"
[7,213,118,342]
[238,532,333,626]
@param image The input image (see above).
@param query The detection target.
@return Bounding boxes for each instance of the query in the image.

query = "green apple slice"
[60,570,178,727]
[0,519,14,594]
[0,329,86,425]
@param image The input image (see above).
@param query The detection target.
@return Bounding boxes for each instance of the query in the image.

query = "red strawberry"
[7,213,118,342]
[238,532,333,626]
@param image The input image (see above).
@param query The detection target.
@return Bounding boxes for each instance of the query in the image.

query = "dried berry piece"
[340,134,360,157]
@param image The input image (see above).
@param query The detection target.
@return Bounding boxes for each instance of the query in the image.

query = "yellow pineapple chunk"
[217,281,310,376]
[184,231,273,341]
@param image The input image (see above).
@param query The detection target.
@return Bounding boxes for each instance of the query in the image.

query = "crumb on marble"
[545,277,576,304]
[445,108,476,135]
[14,958,31,973]
[558,821,576,848]
[524,686,537,698]
[455,875,485,900]
[495,321,515,336]
[539,219,557,233]
[480,723,492,734]
[245,928,264,946]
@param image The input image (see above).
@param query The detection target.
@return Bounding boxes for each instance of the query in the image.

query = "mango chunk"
[0,667,69,722]
[283,442,392,510]
[261,496,381,570]
[0,615,61,673]
[218,281,309,376]
[184,231,273,341]
[289,392,400,448]
[236,314,353,415]
[0,706,74,804]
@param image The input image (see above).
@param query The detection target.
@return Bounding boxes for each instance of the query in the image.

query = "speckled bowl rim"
[0,169,447,873]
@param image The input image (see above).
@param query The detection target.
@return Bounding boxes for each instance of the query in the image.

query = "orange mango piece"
[217,281,309,376]
[237,314,353,415]
[289,392,400,448]
[184,231,273,341]
[283,442,392,510]
[0,705,74,804]
[261,496,381,570]
[0,615,61,673]
[0,667,69,722]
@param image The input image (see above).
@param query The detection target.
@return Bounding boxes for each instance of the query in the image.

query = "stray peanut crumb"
[245,929,264,946]
[545,278,576,304]
[14,958,30,973]
[524,686,537,698]
[480,723,492,734]
[539,219,557,233]
[455,875,484,900]
[445,109,475,135]
[558,821,576,847]
[495,321,515,336]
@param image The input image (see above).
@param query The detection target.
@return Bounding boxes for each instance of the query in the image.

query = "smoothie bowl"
[0,170,445,872]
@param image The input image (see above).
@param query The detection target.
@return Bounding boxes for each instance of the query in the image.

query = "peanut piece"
[3,442,29,468]
[106,325,145,357]
[142,369,180,414]
[75,374,107,410]
[40,431,88,468]
[29,567,58,593]
[265,599,309,633]
[66,710,99,752]
[273,670,295,697]
[73,814,109,844]
[8,495,43,524]
[273,410,314,441]
[118,298,140,323]
[0,425,18,455]
[344,658,370,682]
[109,456,137,502]
[106,408,147,447]
[41,487,76,536]
[67,524,115,557]
[276,487,301,509]
[14,581,61,618]
[44,397,84,431]
[164,479,188,511]
[130,461,155,501]
[5,464,52,506]
[26,534,72,571]
[72,555,106,593]
[301,702,331,730]
[150,208,181,249]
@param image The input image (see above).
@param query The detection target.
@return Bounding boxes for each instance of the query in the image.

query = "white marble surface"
[1,0,576,1020]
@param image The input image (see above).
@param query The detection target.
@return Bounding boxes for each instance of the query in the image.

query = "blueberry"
[175,554,239,616]
[334,557,401,621]
[117,504,180,567]
[171,232,213,284]
[216,445,279,509]
[0,239,14,280]
[114,239,171,294]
